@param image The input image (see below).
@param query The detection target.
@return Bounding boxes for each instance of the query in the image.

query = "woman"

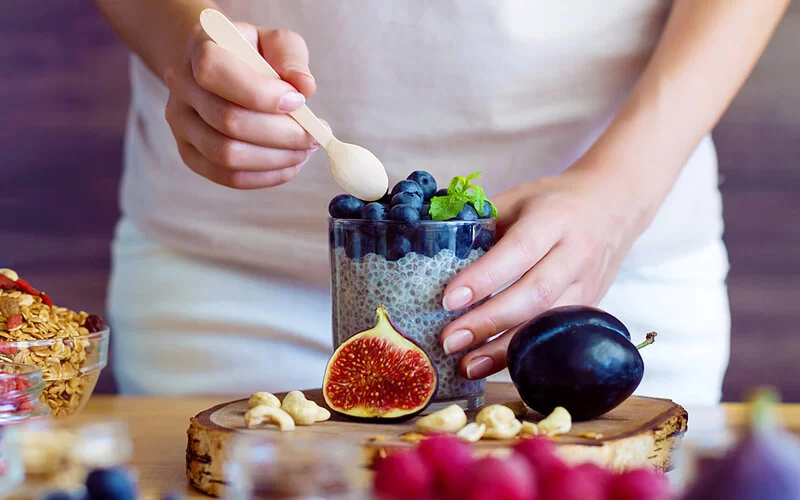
[94,0,787,405]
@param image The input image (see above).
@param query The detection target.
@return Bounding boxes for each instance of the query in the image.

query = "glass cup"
[329,218,496,410]
[223,435,364,499]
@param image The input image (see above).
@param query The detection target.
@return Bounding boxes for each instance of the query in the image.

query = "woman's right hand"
[164,23,321,189]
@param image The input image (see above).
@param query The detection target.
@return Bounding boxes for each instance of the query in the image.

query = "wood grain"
[186,383,688,497]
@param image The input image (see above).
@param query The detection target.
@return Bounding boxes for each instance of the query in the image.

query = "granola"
[0,270,106,417]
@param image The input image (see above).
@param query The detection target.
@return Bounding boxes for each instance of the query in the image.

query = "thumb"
[258,29,316,98]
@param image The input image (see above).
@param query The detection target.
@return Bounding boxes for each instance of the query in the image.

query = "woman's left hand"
[439,166,647,380]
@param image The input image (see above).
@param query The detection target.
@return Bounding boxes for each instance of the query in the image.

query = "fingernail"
[443,330,474,355]
[288,68,315,81]
[466,356,494,380]
[279,92,305,112]
[443,287,472,312]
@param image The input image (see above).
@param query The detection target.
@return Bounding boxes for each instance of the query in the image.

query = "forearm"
[93,0,219,79]
[573,0,789,232]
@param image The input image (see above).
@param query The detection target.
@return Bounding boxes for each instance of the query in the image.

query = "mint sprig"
[429,172,498,221]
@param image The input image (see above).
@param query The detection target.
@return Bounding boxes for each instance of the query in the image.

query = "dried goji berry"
[6,314,22,330]
[14,377,30,391]
[17,399,33,412]
[0,346,17,355]
[0,274,16,290]
[14,279,39,296]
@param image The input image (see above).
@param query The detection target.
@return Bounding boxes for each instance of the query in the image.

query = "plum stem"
[635,332,657,350]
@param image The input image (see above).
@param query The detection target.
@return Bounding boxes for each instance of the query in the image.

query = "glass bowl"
[0,362,50,426]
[329,218,496,410]
[0,329,109,418]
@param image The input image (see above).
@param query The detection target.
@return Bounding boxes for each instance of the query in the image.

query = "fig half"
[323,305,438,421]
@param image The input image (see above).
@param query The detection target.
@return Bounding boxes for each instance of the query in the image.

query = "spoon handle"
[199,9,335,149]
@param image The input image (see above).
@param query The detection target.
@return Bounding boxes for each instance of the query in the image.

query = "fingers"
[175,75,316,150]
[441,243,579,355]
[175,141,308,189]
[460,329,518,380]
[442,218,560,313]
[258,29,316,97]
[191,40,307,113]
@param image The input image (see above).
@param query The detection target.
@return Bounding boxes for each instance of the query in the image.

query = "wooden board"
[186,382,688,497]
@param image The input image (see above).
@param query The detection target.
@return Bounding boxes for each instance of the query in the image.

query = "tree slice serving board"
[186,382,688,497]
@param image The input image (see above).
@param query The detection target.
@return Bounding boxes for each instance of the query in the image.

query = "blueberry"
[407,171,437,200]
[389,204,421,222]
[420,203,432,220]
[475,200,493,218]
[413,225,454,257]
[344,231,363,260]
[475,227,495,251]
[328,194,365,219]
[85,468,136,500]
[391,192,423,210]
[455,204,478,221]
[434,188,449,198]
[390,180,424,200]
[388,236,412,261]
[43,493,74,500]
[379,192,393,205]
[362,202,388,220]
[456,226,476,258]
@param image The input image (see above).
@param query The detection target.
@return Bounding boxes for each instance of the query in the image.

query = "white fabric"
[110,0,731,405]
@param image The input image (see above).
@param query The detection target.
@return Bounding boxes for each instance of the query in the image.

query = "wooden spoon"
[199,9,389,201]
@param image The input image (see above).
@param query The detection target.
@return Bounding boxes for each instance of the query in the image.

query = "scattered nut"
[502,400,529,418]
[415,404,468,434]
[400,432,427,444]
[369,436,388,442]
[520,421,539,435]
[0,268,19,281]
[476,404,523,439]
[456,422,486,443]
[579,432,604,440]
[247,392,281,409]
[244,405,295,431]
[281,390,331,425]
[537,407,572,436]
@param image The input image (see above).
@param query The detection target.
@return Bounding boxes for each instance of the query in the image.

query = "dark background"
[2,2,798,400]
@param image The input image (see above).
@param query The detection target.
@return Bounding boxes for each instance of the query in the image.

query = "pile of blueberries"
[328,171,495,261]
[42,467,180,500]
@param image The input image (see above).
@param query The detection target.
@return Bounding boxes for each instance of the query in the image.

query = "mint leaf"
[448,175,465,195]
[429,193,470,221]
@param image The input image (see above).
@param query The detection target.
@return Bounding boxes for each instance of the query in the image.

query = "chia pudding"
[330,218,495,409]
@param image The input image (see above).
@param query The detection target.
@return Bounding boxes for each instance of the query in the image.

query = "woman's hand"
[439,168,644,380]
[164,23,321,189]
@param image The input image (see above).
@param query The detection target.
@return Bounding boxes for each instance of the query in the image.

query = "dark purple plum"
[389,204,420,222]
[328,194,365,219]
[391,192,423,210]
[681,390,800,500]
[390,179,424,200]
[407,171,437,200]
[507,306,650,421]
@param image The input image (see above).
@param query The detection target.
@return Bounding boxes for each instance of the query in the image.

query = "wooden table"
[76,395,800,499]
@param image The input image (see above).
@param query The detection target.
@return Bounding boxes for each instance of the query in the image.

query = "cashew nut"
[281,390,331,425]
[503,400,529,418]
[415,404,467,434]
[475,404,522,439]
[244,405,295,431]
[537,406,572,436]
[248,392,281,409]
[520,421,539,436]
[0,268,18,281]
[456,422,486,443]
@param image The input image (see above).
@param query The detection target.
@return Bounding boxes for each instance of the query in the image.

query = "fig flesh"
[507,305,654,421]
[323,305,438,420]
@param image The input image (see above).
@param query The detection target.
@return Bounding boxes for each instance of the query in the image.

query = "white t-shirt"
[120,0,724,288]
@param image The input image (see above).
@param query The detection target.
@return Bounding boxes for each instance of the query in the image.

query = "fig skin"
[507,305,646,421]
[323,305,438,422]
